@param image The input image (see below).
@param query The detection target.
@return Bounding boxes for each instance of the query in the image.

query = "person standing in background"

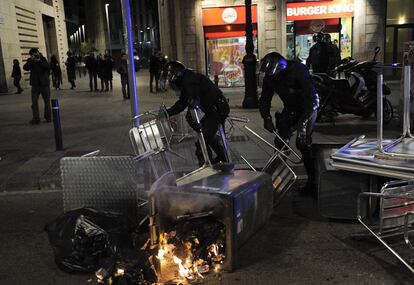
[306,32,329,73]
[149,50,161,93]
[323,34,341,76]
[103,54,113,92]
[65,51,76,89]
[23,48,51,125]
[50,55,62,90]
[96,54,105,92]
[11,59,23,94]
[85,52,98,92]
[117,52,130,99]
[159,53,168,91]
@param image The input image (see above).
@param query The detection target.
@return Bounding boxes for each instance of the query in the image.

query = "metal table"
[332,64,414,180]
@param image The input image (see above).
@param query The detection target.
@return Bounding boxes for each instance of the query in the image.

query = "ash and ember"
[95,217,225,285]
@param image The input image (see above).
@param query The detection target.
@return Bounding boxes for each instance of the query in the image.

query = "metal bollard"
[51,99,63,151]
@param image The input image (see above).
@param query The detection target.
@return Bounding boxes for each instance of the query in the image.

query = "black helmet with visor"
[166,61,186,91]
[259,52,288,78]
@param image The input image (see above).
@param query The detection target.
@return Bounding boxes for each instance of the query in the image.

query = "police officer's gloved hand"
[263,117,275,133]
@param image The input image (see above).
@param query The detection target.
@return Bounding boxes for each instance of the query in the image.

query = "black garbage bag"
[45,208,133,273]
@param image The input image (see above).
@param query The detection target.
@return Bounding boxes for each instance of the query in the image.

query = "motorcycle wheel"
[374,98,393,124]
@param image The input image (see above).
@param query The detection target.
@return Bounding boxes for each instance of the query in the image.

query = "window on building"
[387,0,414,26]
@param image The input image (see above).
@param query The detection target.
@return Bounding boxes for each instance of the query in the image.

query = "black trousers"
[149,72,159,92]
[69,78,76,88]
[275,108,317,184]
[89,72,97,91]
[52,73,61,89]
[13,78,22,92]
[187,110,227,165]
[31,85,51,121]
[100,78,104,91]
[121,74,129,98]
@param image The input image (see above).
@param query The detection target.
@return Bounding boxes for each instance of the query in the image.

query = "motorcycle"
[312,47,393,124]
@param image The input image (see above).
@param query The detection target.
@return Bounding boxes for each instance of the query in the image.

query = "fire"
[155,232,225,282]
[173,256,190,277]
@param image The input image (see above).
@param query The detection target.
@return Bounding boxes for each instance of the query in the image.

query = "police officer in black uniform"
[259,52,319,192]
[166,61,230,166]
[323,33,341,76]
[306,32,330,74]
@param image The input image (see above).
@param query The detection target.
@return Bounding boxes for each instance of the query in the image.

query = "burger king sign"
[222,8,238,24]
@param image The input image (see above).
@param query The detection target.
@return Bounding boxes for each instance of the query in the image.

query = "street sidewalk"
[0,72,401,192]
[0,73,412,284]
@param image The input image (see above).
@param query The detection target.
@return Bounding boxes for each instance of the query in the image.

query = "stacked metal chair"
[357,180,414,273]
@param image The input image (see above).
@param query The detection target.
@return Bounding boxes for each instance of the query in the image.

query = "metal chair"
[357,179,414,273]
[129,106,185,160]
[170,109,196,143]
[225,115,250,140]
[242,126,300,205]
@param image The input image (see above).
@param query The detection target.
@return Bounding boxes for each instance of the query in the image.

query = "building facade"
[0,0,68,93]
[158,0,386,87]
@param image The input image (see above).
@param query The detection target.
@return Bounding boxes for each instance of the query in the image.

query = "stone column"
[353,0,386,61]
[53,0,69,68]
[85,0,106,53]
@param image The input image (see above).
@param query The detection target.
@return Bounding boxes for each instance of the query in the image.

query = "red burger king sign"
[286,0,354,21]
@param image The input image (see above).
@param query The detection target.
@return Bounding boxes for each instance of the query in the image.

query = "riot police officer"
[306,32,330,74]
[166,61,230,166]
[259,52,319,193]
[323,33,341,75]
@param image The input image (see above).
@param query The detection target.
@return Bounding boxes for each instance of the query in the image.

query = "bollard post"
[51,99,63,151]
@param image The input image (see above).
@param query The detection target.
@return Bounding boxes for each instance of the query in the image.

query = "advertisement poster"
[206,37,257,87]
[340,17,352,58]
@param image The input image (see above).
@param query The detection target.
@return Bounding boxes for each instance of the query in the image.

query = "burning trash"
[154,217,226,284]
[93,217,225,285]
[94,251,157,285]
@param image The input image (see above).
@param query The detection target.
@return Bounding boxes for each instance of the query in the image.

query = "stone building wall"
[353,0,386,61]
[0,0,68,92]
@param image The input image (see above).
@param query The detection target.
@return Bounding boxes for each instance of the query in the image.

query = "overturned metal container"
[150,169,274,272]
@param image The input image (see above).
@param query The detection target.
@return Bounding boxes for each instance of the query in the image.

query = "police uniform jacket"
[259,60,319,124]
[167,69,228,117]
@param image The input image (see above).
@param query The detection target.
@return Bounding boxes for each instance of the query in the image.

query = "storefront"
[285,0,354,63]
[202,5,258,87]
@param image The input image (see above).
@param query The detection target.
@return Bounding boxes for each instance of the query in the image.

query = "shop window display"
[206,37,258,87]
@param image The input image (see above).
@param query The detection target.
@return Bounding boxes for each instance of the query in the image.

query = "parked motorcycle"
[312,47,393,124]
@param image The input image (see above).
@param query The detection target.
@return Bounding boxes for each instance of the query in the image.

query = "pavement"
[0,72,413,284]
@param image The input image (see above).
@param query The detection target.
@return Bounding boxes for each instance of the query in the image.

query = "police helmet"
[322,33,332,43]
[312,32,324,43]
[166,60,186,91]
[259,52,288,77]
